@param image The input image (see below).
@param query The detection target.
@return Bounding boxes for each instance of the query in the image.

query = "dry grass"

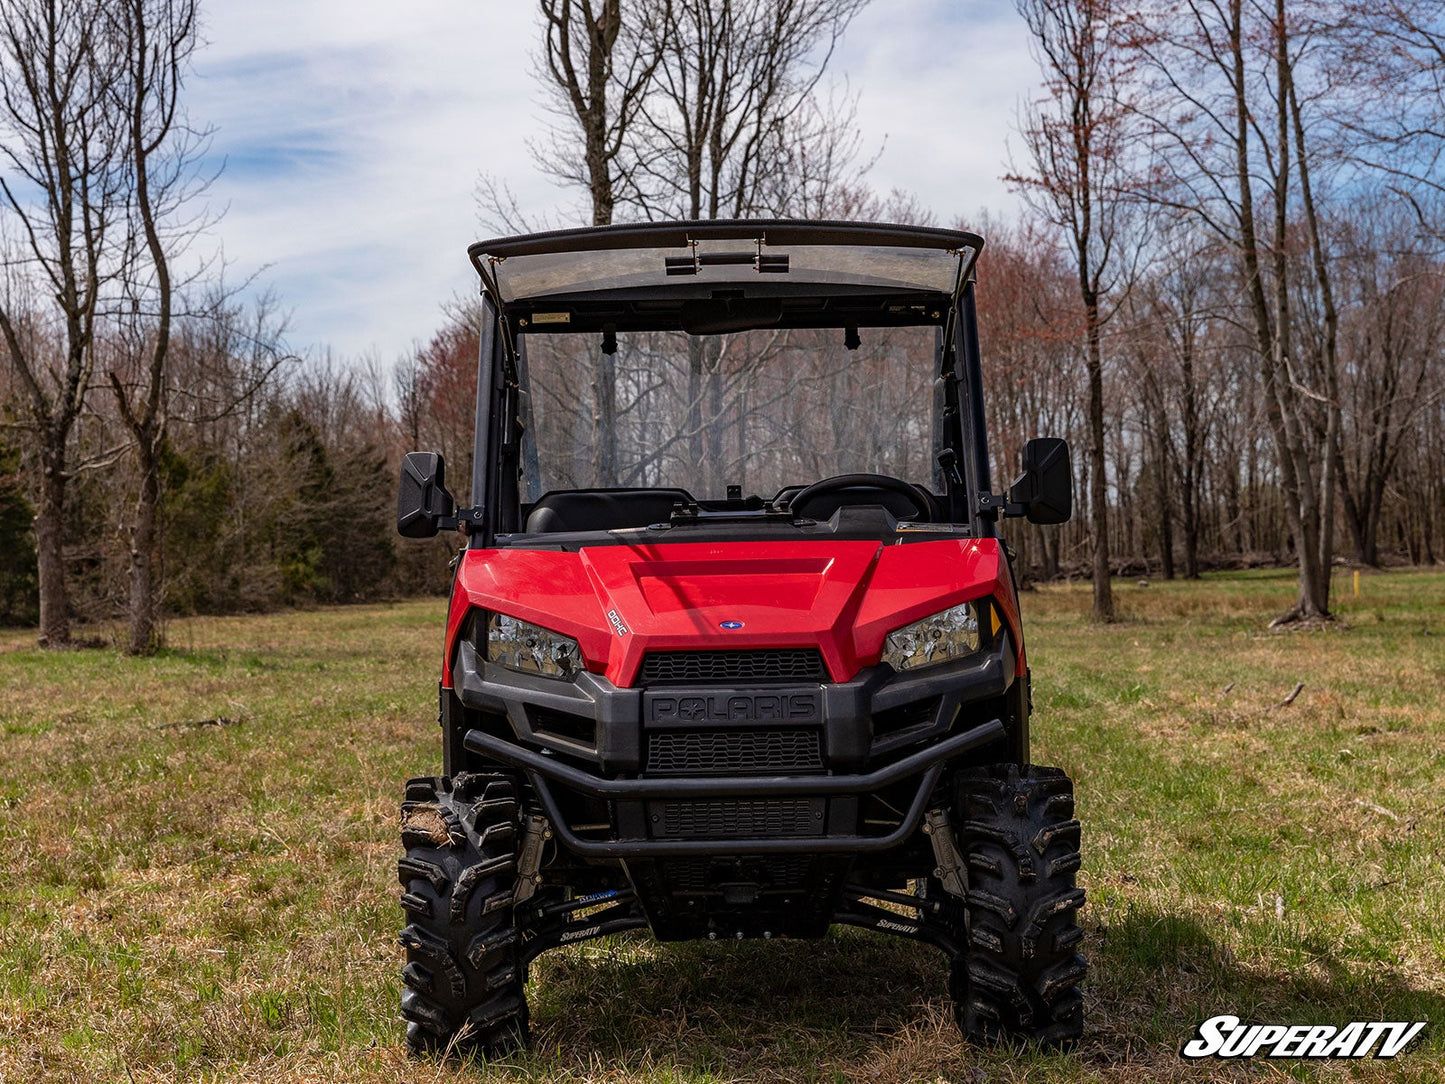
[1,567,1442,1082]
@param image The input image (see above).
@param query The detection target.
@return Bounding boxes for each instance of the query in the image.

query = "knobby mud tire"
[397,773,528,1057]
[949,763,1086,1047]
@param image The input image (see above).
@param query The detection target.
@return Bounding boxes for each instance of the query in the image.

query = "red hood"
[444,537,1021,687]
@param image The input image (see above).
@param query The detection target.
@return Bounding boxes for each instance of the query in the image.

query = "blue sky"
[189,0,1035,362]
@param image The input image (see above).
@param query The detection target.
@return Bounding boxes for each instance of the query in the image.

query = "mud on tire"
[949,763,1086,1047]
[398,773,528,1056]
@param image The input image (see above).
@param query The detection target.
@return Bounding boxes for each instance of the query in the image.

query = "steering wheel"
[785,473,932,522]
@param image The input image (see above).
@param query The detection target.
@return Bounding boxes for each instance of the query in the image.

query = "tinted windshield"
[471,221,978,304]
[517,327,941,502]
[486,242,964,302]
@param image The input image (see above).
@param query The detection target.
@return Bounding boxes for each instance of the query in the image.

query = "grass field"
[1,568,1442,1083]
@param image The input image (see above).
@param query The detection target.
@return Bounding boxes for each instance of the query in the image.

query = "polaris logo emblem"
[606,609,629,636]
[719,620,744,629]
[559,924,602,943]
[1182,1016,1427,1060]
[648,691,820,724]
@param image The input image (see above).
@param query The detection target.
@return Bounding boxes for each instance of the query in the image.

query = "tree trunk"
[1036,522,1060,579]
[34,451,71,648]
[687,337,705,489]
[1180,333,1202,578]
[111,0,201,654]
[591,352,617,485]
[1269,0,1329,623]
[705,352,724,492]
[1424,484,1437,565]
[1227,0,1329,624]
[1158,466,1176,580]
[1085,298,1114,621]
[1181,489,1200,577]
[1340,475,1371,565]
[1290,58,1340,616]
[127,438,161,654]
[1143,361,1176,580]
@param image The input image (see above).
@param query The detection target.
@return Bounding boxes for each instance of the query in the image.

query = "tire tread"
[398,774,529,1058]
[949,763,1086,1047]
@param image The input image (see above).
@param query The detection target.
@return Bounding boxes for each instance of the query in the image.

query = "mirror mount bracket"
[453,507,487,534]
[977,492,1027,520]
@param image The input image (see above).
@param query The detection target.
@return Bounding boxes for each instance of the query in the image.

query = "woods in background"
[1,0,1443,646]
[977,209,1445,588]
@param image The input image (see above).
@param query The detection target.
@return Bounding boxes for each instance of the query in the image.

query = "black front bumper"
[465,720,1003,856]
[448,635,1019,859]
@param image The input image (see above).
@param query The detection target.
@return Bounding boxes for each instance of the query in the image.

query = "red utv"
[395,220,1083,1054]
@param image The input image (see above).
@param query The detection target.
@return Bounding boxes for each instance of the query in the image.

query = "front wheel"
[948,763,1086,1046]
[397,773,529,1057]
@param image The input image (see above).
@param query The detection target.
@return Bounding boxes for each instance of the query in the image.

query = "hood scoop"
[630,558,832,615]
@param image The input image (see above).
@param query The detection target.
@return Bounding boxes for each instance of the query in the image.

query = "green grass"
[1,567,1442,1081]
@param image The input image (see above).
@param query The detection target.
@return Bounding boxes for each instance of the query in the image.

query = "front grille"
[652,798,825,837]
[645,729,824,775]
[639,649,828,686]
[665,856,815,893]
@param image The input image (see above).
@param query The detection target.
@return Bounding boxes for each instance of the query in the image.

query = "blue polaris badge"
[718,620,744,629]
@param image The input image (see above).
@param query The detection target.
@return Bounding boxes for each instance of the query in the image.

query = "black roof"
[470,219,982,261]
[467,219,983,334]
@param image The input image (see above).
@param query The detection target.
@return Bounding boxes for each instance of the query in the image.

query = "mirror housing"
[1008,438,1072,525]
[397,451,456,538]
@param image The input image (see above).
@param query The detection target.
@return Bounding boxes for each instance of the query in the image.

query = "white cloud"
[186,0,1035,362]
[836,0,1032,225]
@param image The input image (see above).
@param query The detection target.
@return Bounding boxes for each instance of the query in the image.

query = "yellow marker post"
[1353,570,1360,597]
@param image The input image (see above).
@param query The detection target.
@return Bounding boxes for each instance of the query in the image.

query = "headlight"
[484,612,581,678]
[881,602,980,672]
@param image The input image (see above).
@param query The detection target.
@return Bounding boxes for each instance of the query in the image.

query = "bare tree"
[1009,0,1138,621]
[0,0,127,646]
[1124,0,1340,621]
[641,0,871,487]
[412,316,481,487]
[629,0,868,221]
[1333,204,1445,564]
[1341,1,1445,238]
[535,0,666,227]
[513,0,871,493]
[1146,230,1218,579]
[104,0,205,654]
[521,1,669,484]
[974,215,1084,583]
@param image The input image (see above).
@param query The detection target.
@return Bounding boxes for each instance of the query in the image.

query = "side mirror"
[1008,437,1072,525]
[397,451,456,538]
